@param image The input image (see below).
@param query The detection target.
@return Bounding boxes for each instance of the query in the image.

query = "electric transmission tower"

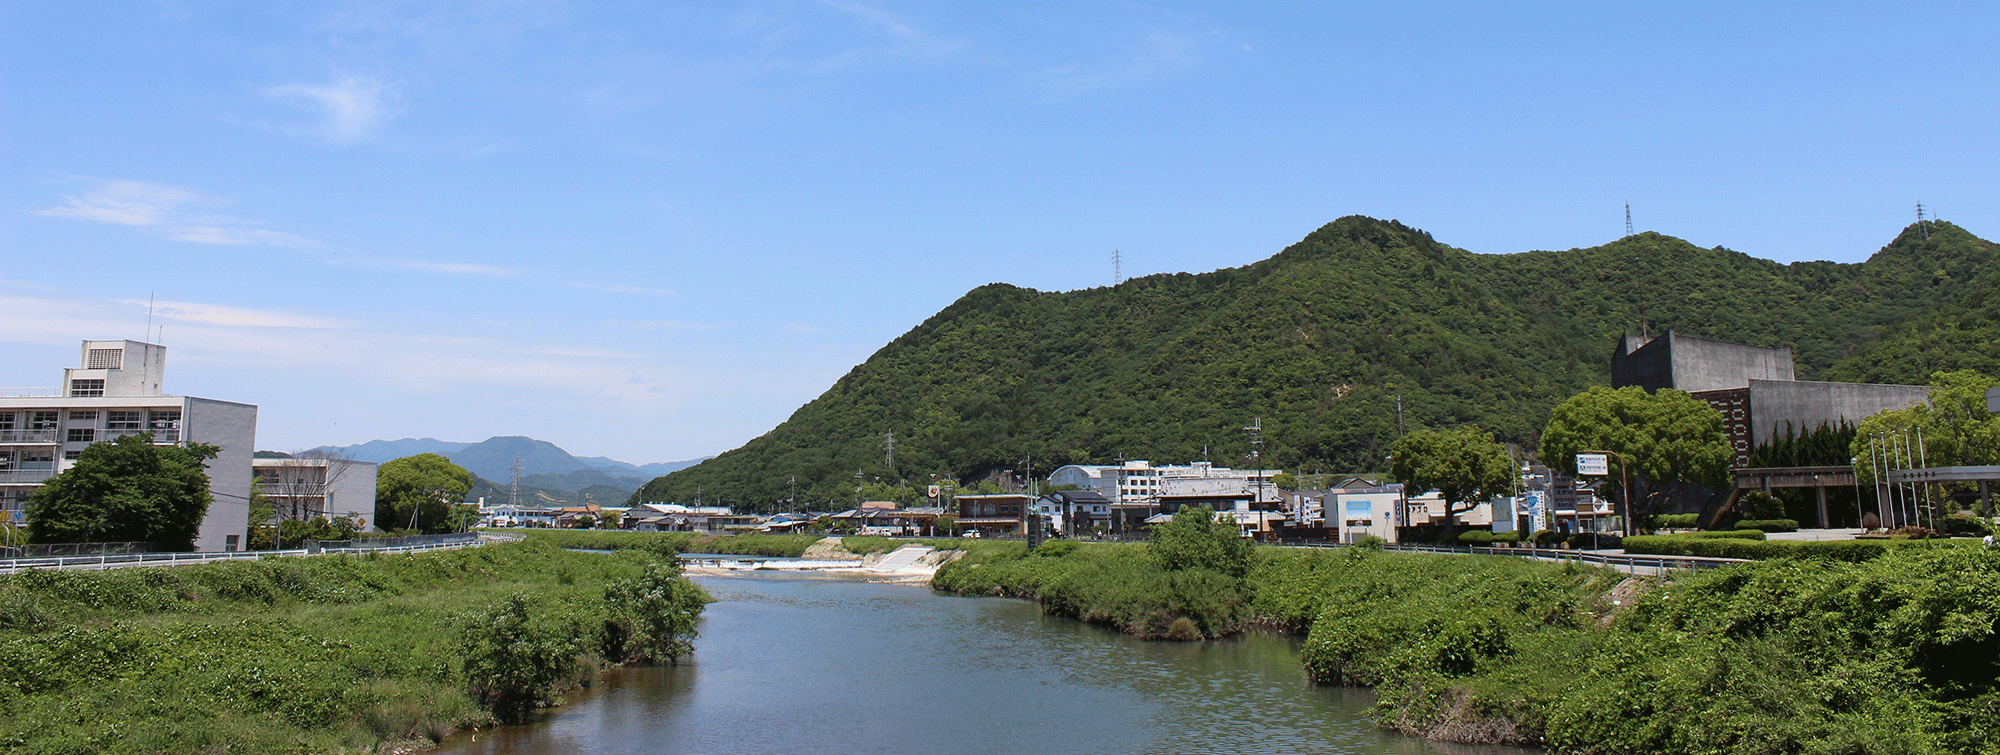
[1624,202,1633,237]
[1916,202,1932,239]
[884,430,896,474]
[1113,248,1123,285]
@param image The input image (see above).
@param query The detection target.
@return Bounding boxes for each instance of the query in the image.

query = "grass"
[0,539,707,753]
[494,528,823,557]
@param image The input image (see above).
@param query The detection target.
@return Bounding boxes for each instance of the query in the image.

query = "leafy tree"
[1539,386,1731,529]
[246,478,278,550]
[1387,427,1513,528]
[461,593,586,723]
[1849,370,2000,511]
[375,453,473,535]
[25,433,219,550]
[1148,505,1252,578]
[1269,472,1300,491]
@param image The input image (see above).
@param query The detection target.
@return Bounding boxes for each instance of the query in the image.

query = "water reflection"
[440,573,1529,755]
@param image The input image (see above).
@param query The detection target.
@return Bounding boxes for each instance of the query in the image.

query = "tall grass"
[499,528,822,557]
[0,539,707,753]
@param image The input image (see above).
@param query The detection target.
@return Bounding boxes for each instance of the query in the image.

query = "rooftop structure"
[0,340,257,551]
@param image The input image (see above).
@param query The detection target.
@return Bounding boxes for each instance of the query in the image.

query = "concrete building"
[0,340,256,551]
[1988,387,1998,414]
[252,456,378,528]
[1612,331,1928,467]
[1048,460,1281,507]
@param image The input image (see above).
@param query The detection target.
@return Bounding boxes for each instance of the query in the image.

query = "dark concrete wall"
[1747,379,1928,446]
[1611,334,1672,391]
[1667,334,1794,393]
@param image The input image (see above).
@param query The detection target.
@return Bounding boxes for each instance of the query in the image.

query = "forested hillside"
[635,217,1998,510]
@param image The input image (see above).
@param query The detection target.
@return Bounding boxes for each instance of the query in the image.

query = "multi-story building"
[0,340,257,551]
[1048,460,1281,507]
[251,455,378,527]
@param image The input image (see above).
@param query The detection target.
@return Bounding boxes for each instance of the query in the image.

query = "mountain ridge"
[634,216,1997,511]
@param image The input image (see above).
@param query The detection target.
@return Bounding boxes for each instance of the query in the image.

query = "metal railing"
[0,388,59,398]
[1273,540,1747,573]
[0,532,495,575]
[0,431,59,444]
[0,470,55,484]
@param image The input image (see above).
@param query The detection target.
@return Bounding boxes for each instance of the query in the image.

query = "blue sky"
[4,1,1996,464]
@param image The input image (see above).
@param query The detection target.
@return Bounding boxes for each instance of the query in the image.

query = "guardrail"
[0,532,497,575]
[1274,540,1747,573]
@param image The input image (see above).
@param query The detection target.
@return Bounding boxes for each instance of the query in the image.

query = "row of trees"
[1388,370,2000,530]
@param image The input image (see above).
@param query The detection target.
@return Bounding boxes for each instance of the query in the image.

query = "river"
[439,572,1531,755]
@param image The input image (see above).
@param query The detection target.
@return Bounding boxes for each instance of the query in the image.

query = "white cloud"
[32,179,323,250]
[265,77,392,143]
[117,300,363,330]
[810,2,969,72]
[1030,30,1206,95]
[398,260,516,276]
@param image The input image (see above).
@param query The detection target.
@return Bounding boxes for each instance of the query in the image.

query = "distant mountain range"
[311,436,707,495]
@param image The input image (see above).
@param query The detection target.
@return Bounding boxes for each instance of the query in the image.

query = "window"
[0,414,12,431]
[87,348,122,369]
[66,429,94,443]
[68,379,104,397]
[106,411,142,430]
[148,410,181,440]
[69,411,98,421]
[29,412,58,431]
[63,450,81,460]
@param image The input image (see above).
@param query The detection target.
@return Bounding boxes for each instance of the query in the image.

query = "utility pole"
[884,430,896,480]
[1394,396,1405,438]
[1244,418,1265,507]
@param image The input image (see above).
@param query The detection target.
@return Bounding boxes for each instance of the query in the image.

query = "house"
[1048,460,1282,508]
[252,455,378,529]
[0,340,257,552]
[955,493,1036,537]
[1037,489,1112,537]
[1328,479,1404,544]
[1150,490,1289,539]
[830,504,945,536]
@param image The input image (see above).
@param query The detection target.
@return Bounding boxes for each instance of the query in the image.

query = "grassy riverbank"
[491,528,824,557]
[0,539,707,754]
[935,539,2000,753]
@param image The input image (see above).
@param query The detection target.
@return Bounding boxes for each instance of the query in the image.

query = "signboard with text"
[1575,453,1610,476]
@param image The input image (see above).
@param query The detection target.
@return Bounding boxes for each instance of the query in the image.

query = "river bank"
[930,538,2000,753]
[0,539,707,754]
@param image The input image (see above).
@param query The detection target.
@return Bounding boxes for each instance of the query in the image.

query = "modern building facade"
[1612,331,1928,467]
[0,340,257,551]
[251,456,378,527]
[1048,460,1281,507]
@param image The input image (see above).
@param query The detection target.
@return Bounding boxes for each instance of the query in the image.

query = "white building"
[1048,460,1281,507]
[252,456,379,528]
[0,340,257,551]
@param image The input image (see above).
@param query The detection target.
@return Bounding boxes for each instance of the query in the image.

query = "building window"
[29,412,58,431]
[66,429,94,443]
[69,411,98,422]
[148,410,181,441]
[87,348,122,369]
[63,450,82,460]
[106,411,142,431]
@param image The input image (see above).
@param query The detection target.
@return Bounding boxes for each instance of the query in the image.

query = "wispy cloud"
[607,319,718,332]
[1030,30,1207,95]
[265,77,392,143]
[113,299,362,330]
[33,179,323,249]
[810,2,968,72]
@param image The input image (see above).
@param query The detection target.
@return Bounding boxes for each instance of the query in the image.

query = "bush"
[1033,539,1080,558]
[1891,526,1941,540]
[1652,513,1700,530]
[1566,532,1622,550]
[1531,530,1564,546]
[1623,534,1964,561]
[1457,531,1495,545]
[1678,529,1769,541]
[1941,514,1997,536]
[1734,518,1800,533]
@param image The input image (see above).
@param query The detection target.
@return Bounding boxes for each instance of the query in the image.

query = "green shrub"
[1941,514,1997,536]
[1652,513,1700,530]
[1734,518,1800,533]
[1566,532,1622,550]
[1457,530,1495,545]
[1033,539,1080,558]
[1675,529,1768,540]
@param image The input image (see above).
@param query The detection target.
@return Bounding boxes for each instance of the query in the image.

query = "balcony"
[99,429,181,443]
[0,470,55,485]
[0,388,58,398]
[0,430,58,445]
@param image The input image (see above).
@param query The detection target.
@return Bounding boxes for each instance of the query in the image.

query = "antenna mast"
[884,430,895,475]
[1113,248,1123,285]
[1916,202,1931,240]
[509,455,523,508]
[1624,203,1633,237]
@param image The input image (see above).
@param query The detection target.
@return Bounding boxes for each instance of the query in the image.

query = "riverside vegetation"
[932,513,2000,753]
[0,539,707,754]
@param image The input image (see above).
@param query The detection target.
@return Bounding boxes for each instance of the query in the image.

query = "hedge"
[1672,529,1767,541]
[1733,518,1800,533]
[1623,535,1965,561]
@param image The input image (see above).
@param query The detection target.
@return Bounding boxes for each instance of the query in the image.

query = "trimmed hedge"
[1674,529,1768,541]
[1652,513,1700,529]
[1733,518,1800,533]
[1624,534,1966,561]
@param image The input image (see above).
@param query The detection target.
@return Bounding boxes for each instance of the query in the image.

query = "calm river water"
[439,572,1530,755]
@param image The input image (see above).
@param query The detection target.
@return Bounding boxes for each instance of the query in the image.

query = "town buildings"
[0,340,257,551]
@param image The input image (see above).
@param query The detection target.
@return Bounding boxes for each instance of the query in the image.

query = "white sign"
[928,485,942,499]
[1576,454,1610,476]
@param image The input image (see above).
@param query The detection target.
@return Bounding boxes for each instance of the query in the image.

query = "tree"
[25,433,220,550]
[375,453,473,535]
[1148,505,1253,578]
[1269,472,1300,492]
[1539,386,1731,530]
[1388,427,1514,528]
[1850,370,2000,513]
[247,478,278,550]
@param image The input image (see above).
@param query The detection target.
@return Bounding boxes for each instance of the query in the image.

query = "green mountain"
[636,216,1999,511]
